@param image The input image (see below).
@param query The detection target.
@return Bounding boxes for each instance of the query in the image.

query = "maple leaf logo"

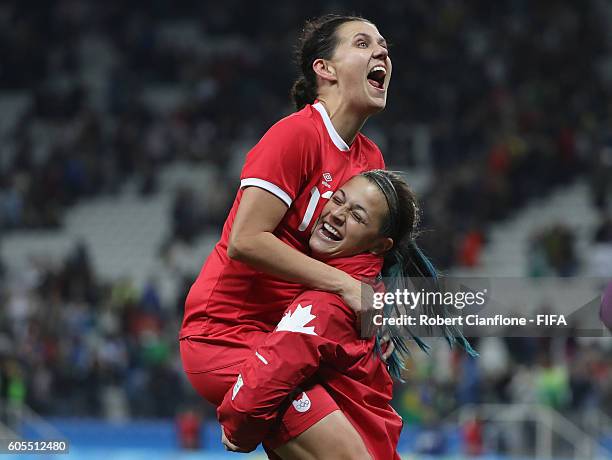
[276,304,317,335]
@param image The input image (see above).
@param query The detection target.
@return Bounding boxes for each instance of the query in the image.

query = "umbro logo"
[321,172,333,189]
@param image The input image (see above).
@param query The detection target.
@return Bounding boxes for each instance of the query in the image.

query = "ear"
[370,237,393,255]
[312,58,337,83]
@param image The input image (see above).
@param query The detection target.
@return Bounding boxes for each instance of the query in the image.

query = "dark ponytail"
[361,170,478,380]
[291,14,373,110]
[290,77,317,112]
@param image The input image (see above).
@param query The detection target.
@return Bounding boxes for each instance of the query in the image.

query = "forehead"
[341,176,388,214]
[335,20,384,44]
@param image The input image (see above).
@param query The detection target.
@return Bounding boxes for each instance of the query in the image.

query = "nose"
[373,44,388,61]
[329,205,346,225]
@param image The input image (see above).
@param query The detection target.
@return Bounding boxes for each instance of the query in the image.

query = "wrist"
[336,272,358,296]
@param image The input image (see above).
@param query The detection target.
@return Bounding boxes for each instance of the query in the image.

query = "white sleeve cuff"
[240,178,292,207]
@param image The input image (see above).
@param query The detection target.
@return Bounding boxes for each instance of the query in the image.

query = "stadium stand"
[0,1,611,458]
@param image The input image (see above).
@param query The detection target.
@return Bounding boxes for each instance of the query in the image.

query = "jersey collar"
[312,102,350,152]
[325,252,383,279]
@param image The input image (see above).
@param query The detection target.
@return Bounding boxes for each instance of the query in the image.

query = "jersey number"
[298,186,333,231]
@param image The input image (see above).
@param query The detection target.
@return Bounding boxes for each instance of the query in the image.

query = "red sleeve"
[359,134,385,170]
[371,141,385,170]
[217,291,352,451]
[377,147,386,169]
[240,114,319,207]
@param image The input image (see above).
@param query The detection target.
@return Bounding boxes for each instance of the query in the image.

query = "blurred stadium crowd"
[0,0,611,447]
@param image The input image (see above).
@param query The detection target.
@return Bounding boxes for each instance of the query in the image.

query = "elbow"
[228,230,270,262]
[227,235,250,262]
[226,239,243,261]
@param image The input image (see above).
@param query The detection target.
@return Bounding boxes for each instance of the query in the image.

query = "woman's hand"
[221,427,251,453]
[340,276,395,362]
[339,275,372,317]
[380,332,395,362]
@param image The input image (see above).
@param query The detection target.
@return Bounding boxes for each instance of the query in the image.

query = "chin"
[364,95,387,114]
[309,240,331,259]
[373,92,388,106]
[371,100,386,113]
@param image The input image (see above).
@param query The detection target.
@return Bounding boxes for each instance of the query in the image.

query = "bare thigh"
[274,410,372,460]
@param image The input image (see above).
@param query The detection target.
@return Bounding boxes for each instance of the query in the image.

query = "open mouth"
[319,222,343,241]
[367,65,386,90]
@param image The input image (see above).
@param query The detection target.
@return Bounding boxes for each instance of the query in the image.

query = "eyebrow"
[338,189,370,217]
[353,32,388,48]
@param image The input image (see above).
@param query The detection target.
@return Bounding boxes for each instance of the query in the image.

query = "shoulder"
[356,132,382,155]
[285,290,357,341]
[264,106,321,144]
[291,290,352,320]
[356,133,384,167]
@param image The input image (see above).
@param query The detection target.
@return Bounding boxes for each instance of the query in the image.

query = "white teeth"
[370,65,386,75]
[323,222,341,239]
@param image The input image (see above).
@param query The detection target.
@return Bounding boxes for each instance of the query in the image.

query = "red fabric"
[180,337,340,450]
[217,254,402,459]
[265,384,340,449]
[180,103,385,346]
[180,335,265,404]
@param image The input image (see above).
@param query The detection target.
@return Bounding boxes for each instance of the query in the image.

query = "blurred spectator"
[414,417,447,455]
[457,228,485,267]
[595,215,612,243]
[176,408,202,450]
[463,415,484,456]
[534,352,570,410]
[587,215,612,277]
[590,143,612,210]
[528,224,579,276]
[171,187,201,244]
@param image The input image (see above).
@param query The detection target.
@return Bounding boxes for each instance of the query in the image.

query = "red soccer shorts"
[180,334,339,450]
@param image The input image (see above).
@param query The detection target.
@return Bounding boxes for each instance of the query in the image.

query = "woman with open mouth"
[181,14,402,459]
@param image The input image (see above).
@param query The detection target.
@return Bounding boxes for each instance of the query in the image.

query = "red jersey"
[217,253,402,460]
[180,103,385,343]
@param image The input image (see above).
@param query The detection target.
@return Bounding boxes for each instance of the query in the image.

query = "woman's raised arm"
[227,186,367,313]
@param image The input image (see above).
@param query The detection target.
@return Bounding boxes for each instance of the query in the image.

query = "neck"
[316,97,369,146]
